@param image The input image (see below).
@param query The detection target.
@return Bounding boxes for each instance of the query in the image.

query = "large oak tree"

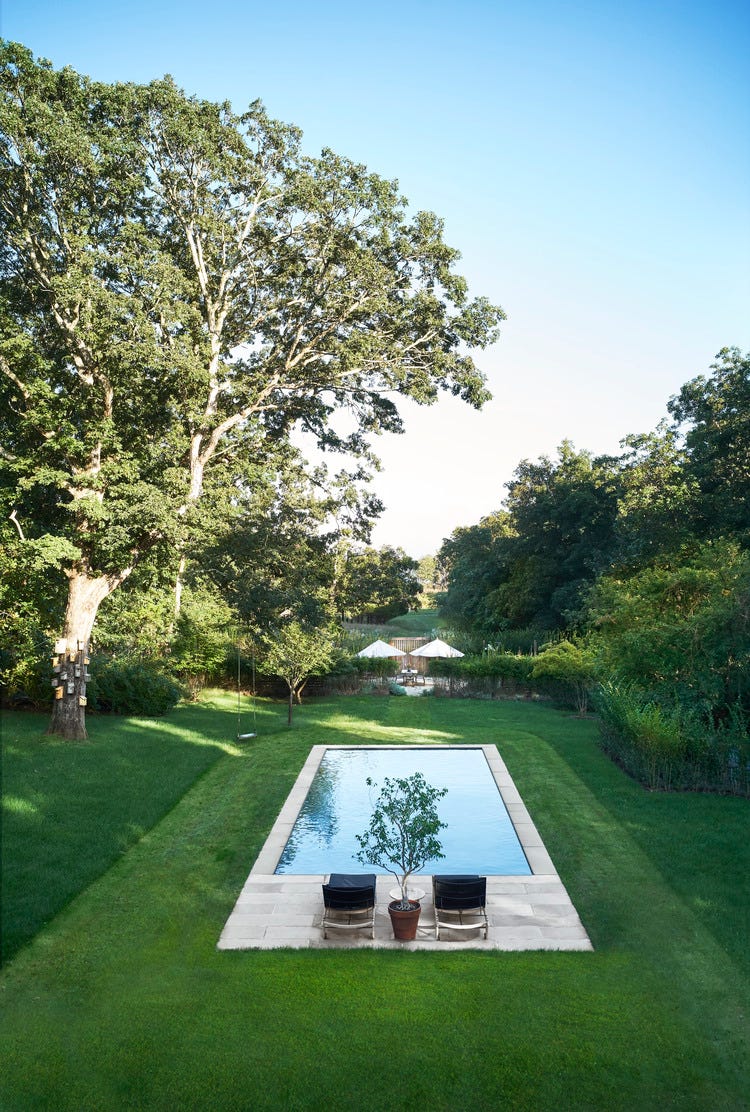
[0,44,503,736]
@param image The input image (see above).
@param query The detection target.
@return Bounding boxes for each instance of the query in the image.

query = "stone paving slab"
[217,744,593,953]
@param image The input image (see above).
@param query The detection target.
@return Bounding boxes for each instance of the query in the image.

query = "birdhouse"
[66,682,74,694]
[51,679,58,688]
[78,696,87,707]
[55,687,63,700]
[54,639,67,655]
[74,666,81,677]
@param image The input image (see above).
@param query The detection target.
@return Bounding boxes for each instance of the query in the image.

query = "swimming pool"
[275,746,531,876]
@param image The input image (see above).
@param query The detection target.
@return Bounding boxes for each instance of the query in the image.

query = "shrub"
[531,640,597,714]
[595,682,749,794]
[483,627,552,655]
[0,623,54,707]
[170,585,236,689]
[87,657,183,716]
[429,653,535,698]
[589,541,750,727]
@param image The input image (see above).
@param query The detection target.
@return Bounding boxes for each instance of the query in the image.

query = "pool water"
[275,747,531,876]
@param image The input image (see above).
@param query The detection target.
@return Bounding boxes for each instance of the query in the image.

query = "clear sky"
[2,0,748,558]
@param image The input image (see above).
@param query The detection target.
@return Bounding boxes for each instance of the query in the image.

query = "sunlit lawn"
[349,608,446,638]
[1,691,748,1110]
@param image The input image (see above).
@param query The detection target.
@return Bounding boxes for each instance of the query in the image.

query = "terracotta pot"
[388,900,421,941]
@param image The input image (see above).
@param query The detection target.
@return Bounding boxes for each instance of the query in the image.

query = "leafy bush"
[170,585,236,689]
[0,622,54,707]
[531,639,597,714]
[0,533,75,707]
[596,682,749,794]
[589,540,750,725]
[429,653,535,698]
[349,655,397,679]
[87,657,183,716]
[94,580,175,660]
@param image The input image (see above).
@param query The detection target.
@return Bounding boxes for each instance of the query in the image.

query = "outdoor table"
[388,885,426,903]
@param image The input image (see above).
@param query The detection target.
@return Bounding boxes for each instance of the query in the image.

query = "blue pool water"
[275,747,531,876]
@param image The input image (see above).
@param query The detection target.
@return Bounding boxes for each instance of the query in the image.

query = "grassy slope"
[348,609,446,639]
[384,608,445,636]
[1,700,241,963]
[0,693,747,1111]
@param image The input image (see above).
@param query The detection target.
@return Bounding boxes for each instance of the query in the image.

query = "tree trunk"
[173,552,187,621]
[47,567,129,740]
[287,686,294,727]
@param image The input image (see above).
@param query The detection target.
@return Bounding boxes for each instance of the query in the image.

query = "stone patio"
[217,744,593,952]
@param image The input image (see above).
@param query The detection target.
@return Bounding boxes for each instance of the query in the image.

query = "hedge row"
[596,683,750,796]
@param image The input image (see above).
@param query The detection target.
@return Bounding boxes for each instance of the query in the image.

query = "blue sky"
[2,0,748,557]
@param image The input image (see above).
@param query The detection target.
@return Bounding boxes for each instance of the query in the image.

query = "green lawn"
[384,608,446,636]
[1,693,748,1110]
[347,608,446,639]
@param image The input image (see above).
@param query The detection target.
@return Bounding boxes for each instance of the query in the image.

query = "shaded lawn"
[0,693,747,1111]
[0,695,276,963]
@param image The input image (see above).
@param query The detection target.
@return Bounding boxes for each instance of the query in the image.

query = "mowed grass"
[384,608,446,636]
[0,693,748,1111]
[1,697,253,963]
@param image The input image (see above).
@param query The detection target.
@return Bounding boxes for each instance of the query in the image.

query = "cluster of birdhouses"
[51,639,91,706]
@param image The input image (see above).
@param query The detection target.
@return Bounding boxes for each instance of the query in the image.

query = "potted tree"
[356,772,447,940]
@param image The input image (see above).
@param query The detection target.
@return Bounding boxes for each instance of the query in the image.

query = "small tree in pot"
[356,772,447,938]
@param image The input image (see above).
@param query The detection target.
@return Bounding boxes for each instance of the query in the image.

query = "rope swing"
[236,635,257,740]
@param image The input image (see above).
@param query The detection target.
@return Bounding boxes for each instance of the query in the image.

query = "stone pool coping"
[217,744,593,952]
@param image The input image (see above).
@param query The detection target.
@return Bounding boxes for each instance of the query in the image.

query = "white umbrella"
[409,637,464,658]
[357,639,406,659]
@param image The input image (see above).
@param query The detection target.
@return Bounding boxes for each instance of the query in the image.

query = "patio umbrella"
[409,638,464,658]
[357,639,406,658]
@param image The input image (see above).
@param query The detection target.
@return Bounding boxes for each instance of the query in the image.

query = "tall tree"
[0,47,185,736]
[668,347,750,542]
[338,545,422,622]
[0,46,504,737]
[613,422,699,567]
[492,443,619,629]
[438,512,514,635]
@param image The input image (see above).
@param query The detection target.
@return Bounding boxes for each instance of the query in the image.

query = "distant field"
[346,609,446,639]
[385,609,446,636]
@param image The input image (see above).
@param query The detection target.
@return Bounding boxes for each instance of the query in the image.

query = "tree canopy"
[437,349,750,742]
[0,43,503,735]
[439,352,750,642]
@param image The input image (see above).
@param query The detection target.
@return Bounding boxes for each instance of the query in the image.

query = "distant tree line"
[437,348,750,792]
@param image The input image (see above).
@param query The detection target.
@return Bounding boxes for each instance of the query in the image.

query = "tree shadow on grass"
[1,698,249,966]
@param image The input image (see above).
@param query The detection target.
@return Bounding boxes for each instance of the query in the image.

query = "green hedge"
[595,682,750,795]
[428,653,538,699]
[87,657,183,716]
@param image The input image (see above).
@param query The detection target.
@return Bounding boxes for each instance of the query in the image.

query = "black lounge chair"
[432,875,489,940]
[321,873,377,939]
